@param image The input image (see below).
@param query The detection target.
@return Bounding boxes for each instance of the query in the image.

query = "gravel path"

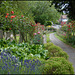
[49,33,75,72]
[43,35,47,44]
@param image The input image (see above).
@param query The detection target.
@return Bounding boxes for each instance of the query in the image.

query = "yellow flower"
[47,26,51,27]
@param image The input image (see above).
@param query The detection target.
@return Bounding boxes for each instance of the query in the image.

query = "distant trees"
[28,1,61,25]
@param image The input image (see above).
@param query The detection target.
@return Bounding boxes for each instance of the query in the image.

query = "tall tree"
[51,0,75,20]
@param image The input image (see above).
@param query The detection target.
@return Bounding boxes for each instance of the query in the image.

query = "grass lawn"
[16,35,19,43]
[55,33,75,48]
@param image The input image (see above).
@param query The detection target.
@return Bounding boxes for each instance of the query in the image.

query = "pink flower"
[33,33,37,35]
[11,11,14,14]
[38,40,40,41]
[10,20,12,22]
[21,15,23,17]
[37,32,40,34]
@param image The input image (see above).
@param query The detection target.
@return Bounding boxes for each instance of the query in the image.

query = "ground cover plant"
[0,50,44,74]
[0,41,49,61]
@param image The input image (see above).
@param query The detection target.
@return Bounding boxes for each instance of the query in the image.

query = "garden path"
[49,33,75,72]
[43,35,47,44]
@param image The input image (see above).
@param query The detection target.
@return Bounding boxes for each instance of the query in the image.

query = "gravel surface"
[49,33,75,72]
[43,35,47,44]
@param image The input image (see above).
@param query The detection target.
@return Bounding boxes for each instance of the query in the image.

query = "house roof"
[61,15,67,19]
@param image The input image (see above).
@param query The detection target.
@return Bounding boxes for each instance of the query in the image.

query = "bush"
[45,21,52,26]
[44,43,54,49]
[42,57,74,74]
[48,27,57,32]
[47,45,69,60]
[45,27,57,32]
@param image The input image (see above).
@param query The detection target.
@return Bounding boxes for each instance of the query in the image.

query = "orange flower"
[11,16,15,19]
[5,15,8,18]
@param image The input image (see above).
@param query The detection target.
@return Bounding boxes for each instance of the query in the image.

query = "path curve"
[50,33,75,72]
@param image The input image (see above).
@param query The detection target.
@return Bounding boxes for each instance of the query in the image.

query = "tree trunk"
[0,30,3,39]
[13,30,17,42]
[19,31,23,43]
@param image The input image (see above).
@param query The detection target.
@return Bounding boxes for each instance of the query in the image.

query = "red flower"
[5,15,8,18]
[11,16,15,19]
[11,11,14,14]
[67,24,69,26]
[68,29,70,31]
[42,28,44,30]
[68,25,70,28]
[9,28,11,30]
[64,22,66,24]
[32,25,34,26]
[6,13,9,16]
[21,15,23,17]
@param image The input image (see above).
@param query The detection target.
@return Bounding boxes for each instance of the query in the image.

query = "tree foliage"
[28,1,61,25]
[51,0,75,20]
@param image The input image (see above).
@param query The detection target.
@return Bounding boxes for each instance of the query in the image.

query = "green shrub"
[48,27,57,32]
[47,45,69,60]
[44,43,54,49]
[42,57,74,74]
[45,21,52,26]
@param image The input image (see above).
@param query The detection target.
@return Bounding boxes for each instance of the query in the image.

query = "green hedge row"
[43,42,74,74]
[42,57,74,74]
[44,43,69,60]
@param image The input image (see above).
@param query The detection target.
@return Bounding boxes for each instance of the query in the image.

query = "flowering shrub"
[32,23,45,44]
[58,21,75,45]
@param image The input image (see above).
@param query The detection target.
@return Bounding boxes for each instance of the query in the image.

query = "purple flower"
[24,59,30,63]
[4,53,7,56]
[1,56,3,59]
